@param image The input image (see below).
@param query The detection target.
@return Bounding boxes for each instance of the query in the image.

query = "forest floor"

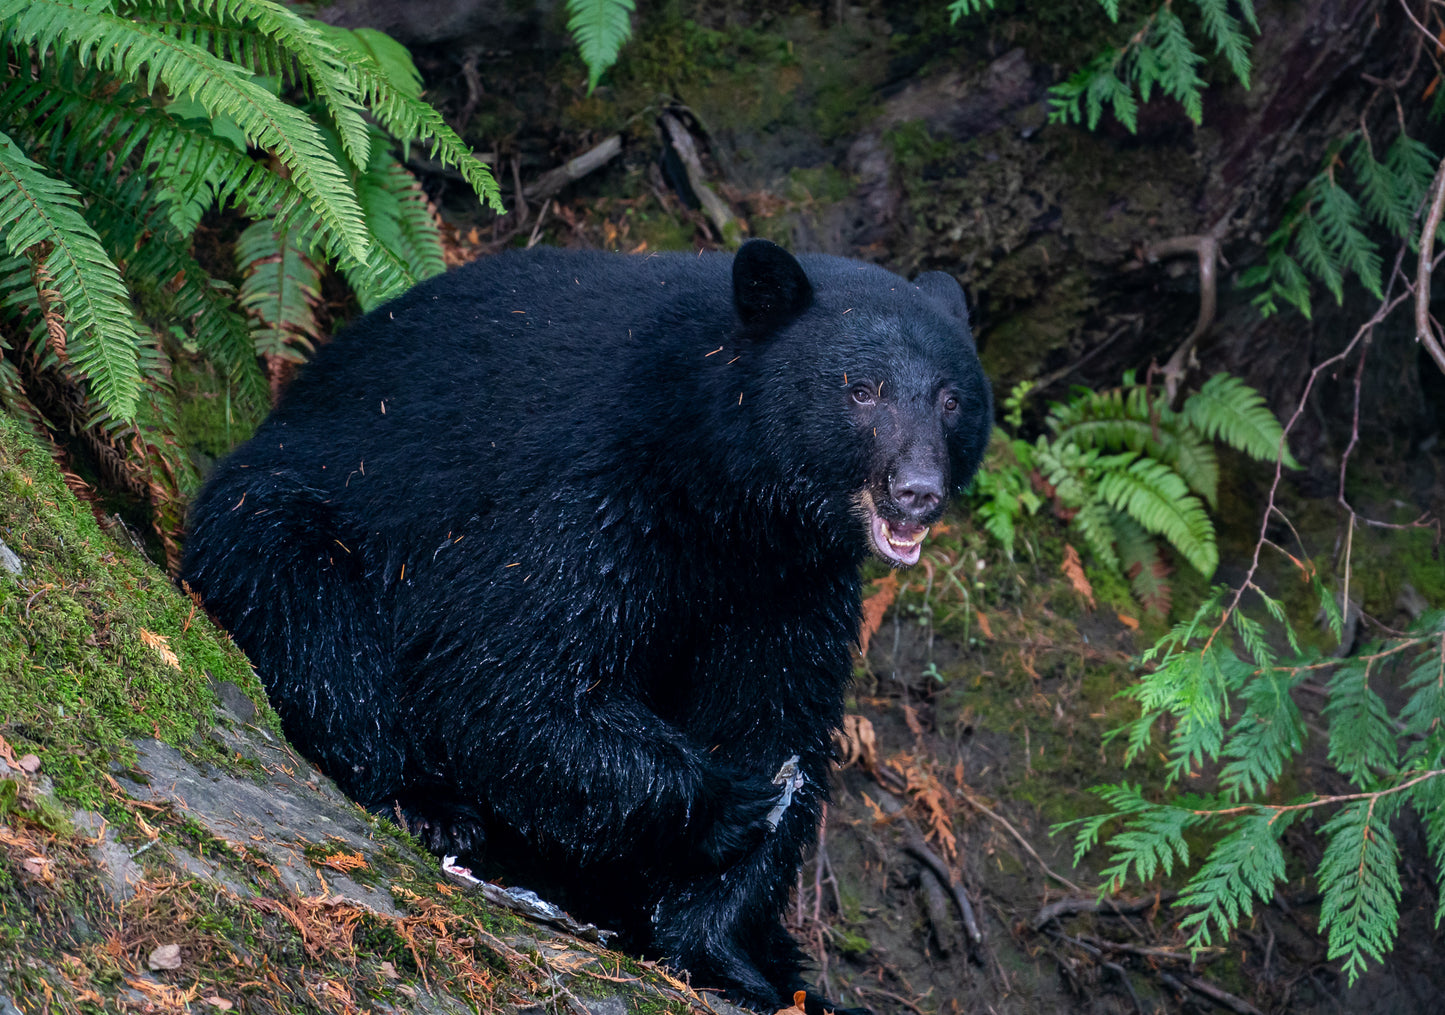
[784,449,1445,1015]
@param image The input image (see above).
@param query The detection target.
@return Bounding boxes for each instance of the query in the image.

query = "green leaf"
[1096,457,1217,576]
[1112,512,1171,615]
[236,219,322,361]
[319,23,501,211]
[1194,0,1253,88]
[0,130,143,419]
[1177,808,1294,946]
[1323,656,1397,787]
[1317,798,1402,985]
[1092,783,1202,889]
[565,0,636,94]
[1219,665,1305,799]
[946,0,997,23]
[1182,373,1299,469]
[4,0,372,264]
[1315,173,1382,298]
[1148,7,1207,124]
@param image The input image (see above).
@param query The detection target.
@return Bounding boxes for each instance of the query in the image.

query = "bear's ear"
[913,271,971,331]
[733,239,813,332]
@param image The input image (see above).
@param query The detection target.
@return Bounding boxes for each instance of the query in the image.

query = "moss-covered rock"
[0,413,745,1015]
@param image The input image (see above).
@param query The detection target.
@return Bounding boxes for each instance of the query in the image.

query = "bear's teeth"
[881,520,928,548]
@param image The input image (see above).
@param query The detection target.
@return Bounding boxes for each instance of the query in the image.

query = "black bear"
[182,240,991,1013]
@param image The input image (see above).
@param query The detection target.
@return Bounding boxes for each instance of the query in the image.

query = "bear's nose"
[889,468,943,517]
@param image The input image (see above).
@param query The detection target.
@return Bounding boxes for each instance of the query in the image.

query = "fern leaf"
[1414,770,1445,928]
[1293,202,1347,305]
[1182,373,1299,469]
[356,148,446,288]
[7,0,372,264]
[1112,513,1171,615]
[236,219,322,361]
[1384,133,1435,216]
[1317,798,1402,985]
[1351,134,1414,240]
[1177,808,1293,947]
[320,24,501,212]
[0,130,143,419]
[130,0,374,167]
[946,0,997,23]
[1132,640,1226,777]
[1097,457,1217,576]
[1397,629,1445,741]
[1071,500,1121,573]
[1315,174,1383,298]
[565,0,636,94]
[1092,783,1201,889]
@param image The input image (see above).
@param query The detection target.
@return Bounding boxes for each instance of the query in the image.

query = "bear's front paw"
[695,767,783,868]
[393,799,488,860]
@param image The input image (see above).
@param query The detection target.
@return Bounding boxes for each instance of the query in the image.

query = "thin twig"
[957,788,1086,893]
[874,790,983,943]
[1030,892,1173,932]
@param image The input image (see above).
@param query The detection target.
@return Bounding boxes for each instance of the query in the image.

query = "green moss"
[0,414,265,809]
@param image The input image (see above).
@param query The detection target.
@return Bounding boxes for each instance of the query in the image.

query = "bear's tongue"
[871,515,928,566]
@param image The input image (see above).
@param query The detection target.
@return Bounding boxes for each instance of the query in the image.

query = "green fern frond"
[1315,174,1382,298]
[1151,7,1207,123]
[6,0,371,263]
[1181,373,1299,469]
[357,148,447,287]
[946,0,996,23]
[1384,133,1435,211]
[1398,619,1445,741]
[132,0,374,167]
[1241,239,1312,319]
[565,0,636,94]
[319,24,501,212]
[1177,808,1292,946]
[1092,783,1202,888]
[1352,135,1415,241]
[236,219,322,361]
[1049,388,1222,506]
[1292,207,1345,304]
[1112,512,1171,615]
[0,130,143,419]
[1097,457,1217,576]
[1414,770,1445,928]
[1317,798,1403,985]
[1072,500,1122,573]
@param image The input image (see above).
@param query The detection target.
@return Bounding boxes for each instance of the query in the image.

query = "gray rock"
[0,538,20,575]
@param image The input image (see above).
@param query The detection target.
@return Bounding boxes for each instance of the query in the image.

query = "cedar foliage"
[951,0,1257,131]
[1063,603,1445,985]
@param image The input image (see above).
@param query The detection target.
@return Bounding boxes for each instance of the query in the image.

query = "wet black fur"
[182,241,991,1013]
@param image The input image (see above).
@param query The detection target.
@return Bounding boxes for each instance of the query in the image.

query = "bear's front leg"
[648,754,869,1015]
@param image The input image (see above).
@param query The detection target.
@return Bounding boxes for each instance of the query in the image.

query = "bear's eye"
[943,395,959,412]
[850,384,875,406]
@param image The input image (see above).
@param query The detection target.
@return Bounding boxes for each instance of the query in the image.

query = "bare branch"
[1414,150,1445,374]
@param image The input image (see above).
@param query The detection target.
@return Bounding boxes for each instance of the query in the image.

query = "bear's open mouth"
[870,514,928,567]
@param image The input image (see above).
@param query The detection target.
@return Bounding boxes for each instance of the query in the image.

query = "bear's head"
[732,239,993,568]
